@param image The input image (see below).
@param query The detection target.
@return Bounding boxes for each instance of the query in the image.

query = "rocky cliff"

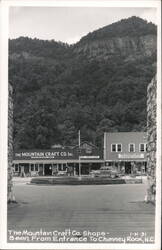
[73,17,156,61]
[73,34,156,61]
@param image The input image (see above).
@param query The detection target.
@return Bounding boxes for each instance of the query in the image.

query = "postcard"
[0,0,161,249]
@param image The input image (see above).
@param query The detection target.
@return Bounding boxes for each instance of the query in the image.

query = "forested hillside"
[9,16,157,150]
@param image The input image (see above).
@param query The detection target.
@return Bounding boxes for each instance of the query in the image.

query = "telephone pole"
[78,130,81,177]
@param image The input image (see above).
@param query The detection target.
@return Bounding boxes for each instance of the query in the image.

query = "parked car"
[57,171,67,176]
[91,166,119,178]
[90,170,101,177]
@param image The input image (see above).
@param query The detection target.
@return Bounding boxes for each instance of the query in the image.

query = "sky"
[9,7,157,44]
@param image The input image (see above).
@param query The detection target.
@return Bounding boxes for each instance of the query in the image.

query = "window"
[63,164,67,171]
[15,164,19,172]
[129,143,135,152]
[35,164,39,171]
[111,144,116,152]
[111,144,122,152]
[117,144,122,152]
[139,143,146,152]
[58,164,62,171]
[31,164,34,171]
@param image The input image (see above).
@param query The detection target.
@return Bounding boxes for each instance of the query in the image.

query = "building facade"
[104,132,147,175]
[13,142,104,176]
[13,132,148,177]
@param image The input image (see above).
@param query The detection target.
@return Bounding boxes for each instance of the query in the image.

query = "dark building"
[13,142,104,176]
[13,132,148,177]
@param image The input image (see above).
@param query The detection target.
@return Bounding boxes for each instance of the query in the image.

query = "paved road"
[8,183,155,243]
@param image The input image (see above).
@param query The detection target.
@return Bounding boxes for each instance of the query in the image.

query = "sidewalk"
[13,177,32,185]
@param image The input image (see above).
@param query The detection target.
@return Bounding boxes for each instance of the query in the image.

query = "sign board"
[14,150,75,160]
[14,149,102,161]
[118,153,144,159]
[14,142,102,161]
[80,156,100,159]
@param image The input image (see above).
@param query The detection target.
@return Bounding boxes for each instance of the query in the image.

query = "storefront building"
[104,132,147,175]
[13,142,104,176]
[13,132,148,176]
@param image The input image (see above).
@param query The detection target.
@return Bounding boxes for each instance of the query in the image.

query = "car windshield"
[100,167,111,170]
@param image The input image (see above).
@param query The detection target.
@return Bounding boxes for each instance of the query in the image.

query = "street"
[8,183,155,243]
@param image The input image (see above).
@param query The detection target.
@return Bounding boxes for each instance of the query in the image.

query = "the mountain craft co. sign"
[14,150,75,160]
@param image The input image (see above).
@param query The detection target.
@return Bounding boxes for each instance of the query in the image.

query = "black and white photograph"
[0,0,161,249]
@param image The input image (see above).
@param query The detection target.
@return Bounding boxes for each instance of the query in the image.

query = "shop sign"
[14,150,75,160]
[118,153,144,159]
[80,155,100,159]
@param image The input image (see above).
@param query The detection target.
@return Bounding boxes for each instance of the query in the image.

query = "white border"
[155,1,161,248]
[0,0,161,249]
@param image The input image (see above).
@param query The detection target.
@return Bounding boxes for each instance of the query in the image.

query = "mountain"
[9,16,157,150]
[73,16,157,60]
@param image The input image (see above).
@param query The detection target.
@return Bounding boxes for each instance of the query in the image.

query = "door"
[44,164,52,175]
[125,162,131,174]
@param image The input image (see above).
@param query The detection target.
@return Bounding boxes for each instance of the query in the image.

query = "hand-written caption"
[8,229,154,243]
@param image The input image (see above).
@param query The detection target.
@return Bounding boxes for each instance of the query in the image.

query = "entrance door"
[44,164,52,176]
[125,162,131,174]
[81,163,90,175]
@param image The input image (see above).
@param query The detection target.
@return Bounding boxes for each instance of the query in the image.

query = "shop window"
[111,144,116,152]
[63,164,66,171]
[35,164,38,171]
[31,164,34,171]
[15,164,19,172]
[53,164,57,169]
[58,164,62,171]
[139,143,146,152]
[129,143,135,152]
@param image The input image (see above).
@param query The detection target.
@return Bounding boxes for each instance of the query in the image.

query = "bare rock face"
[73,34,156,61]
[73,16,157,61]
[146,75,156,203]
[8,84,16,203]
[140,35,157,57]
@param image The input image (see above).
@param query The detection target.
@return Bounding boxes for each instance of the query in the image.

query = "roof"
[104,132,147,136]
[73,141,98,149]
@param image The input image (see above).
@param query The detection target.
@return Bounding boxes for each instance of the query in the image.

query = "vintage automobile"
[57,170,67,176]
[90,166,119,178]
[90,170,101,177]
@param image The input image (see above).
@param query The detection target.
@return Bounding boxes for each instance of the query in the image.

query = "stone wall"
[146,75,156,202]
[8,83,15,203]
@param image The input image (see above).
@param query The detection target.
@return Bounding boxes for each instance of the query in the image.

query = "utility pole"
[78,130,81,178]
[78,130,81,147]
